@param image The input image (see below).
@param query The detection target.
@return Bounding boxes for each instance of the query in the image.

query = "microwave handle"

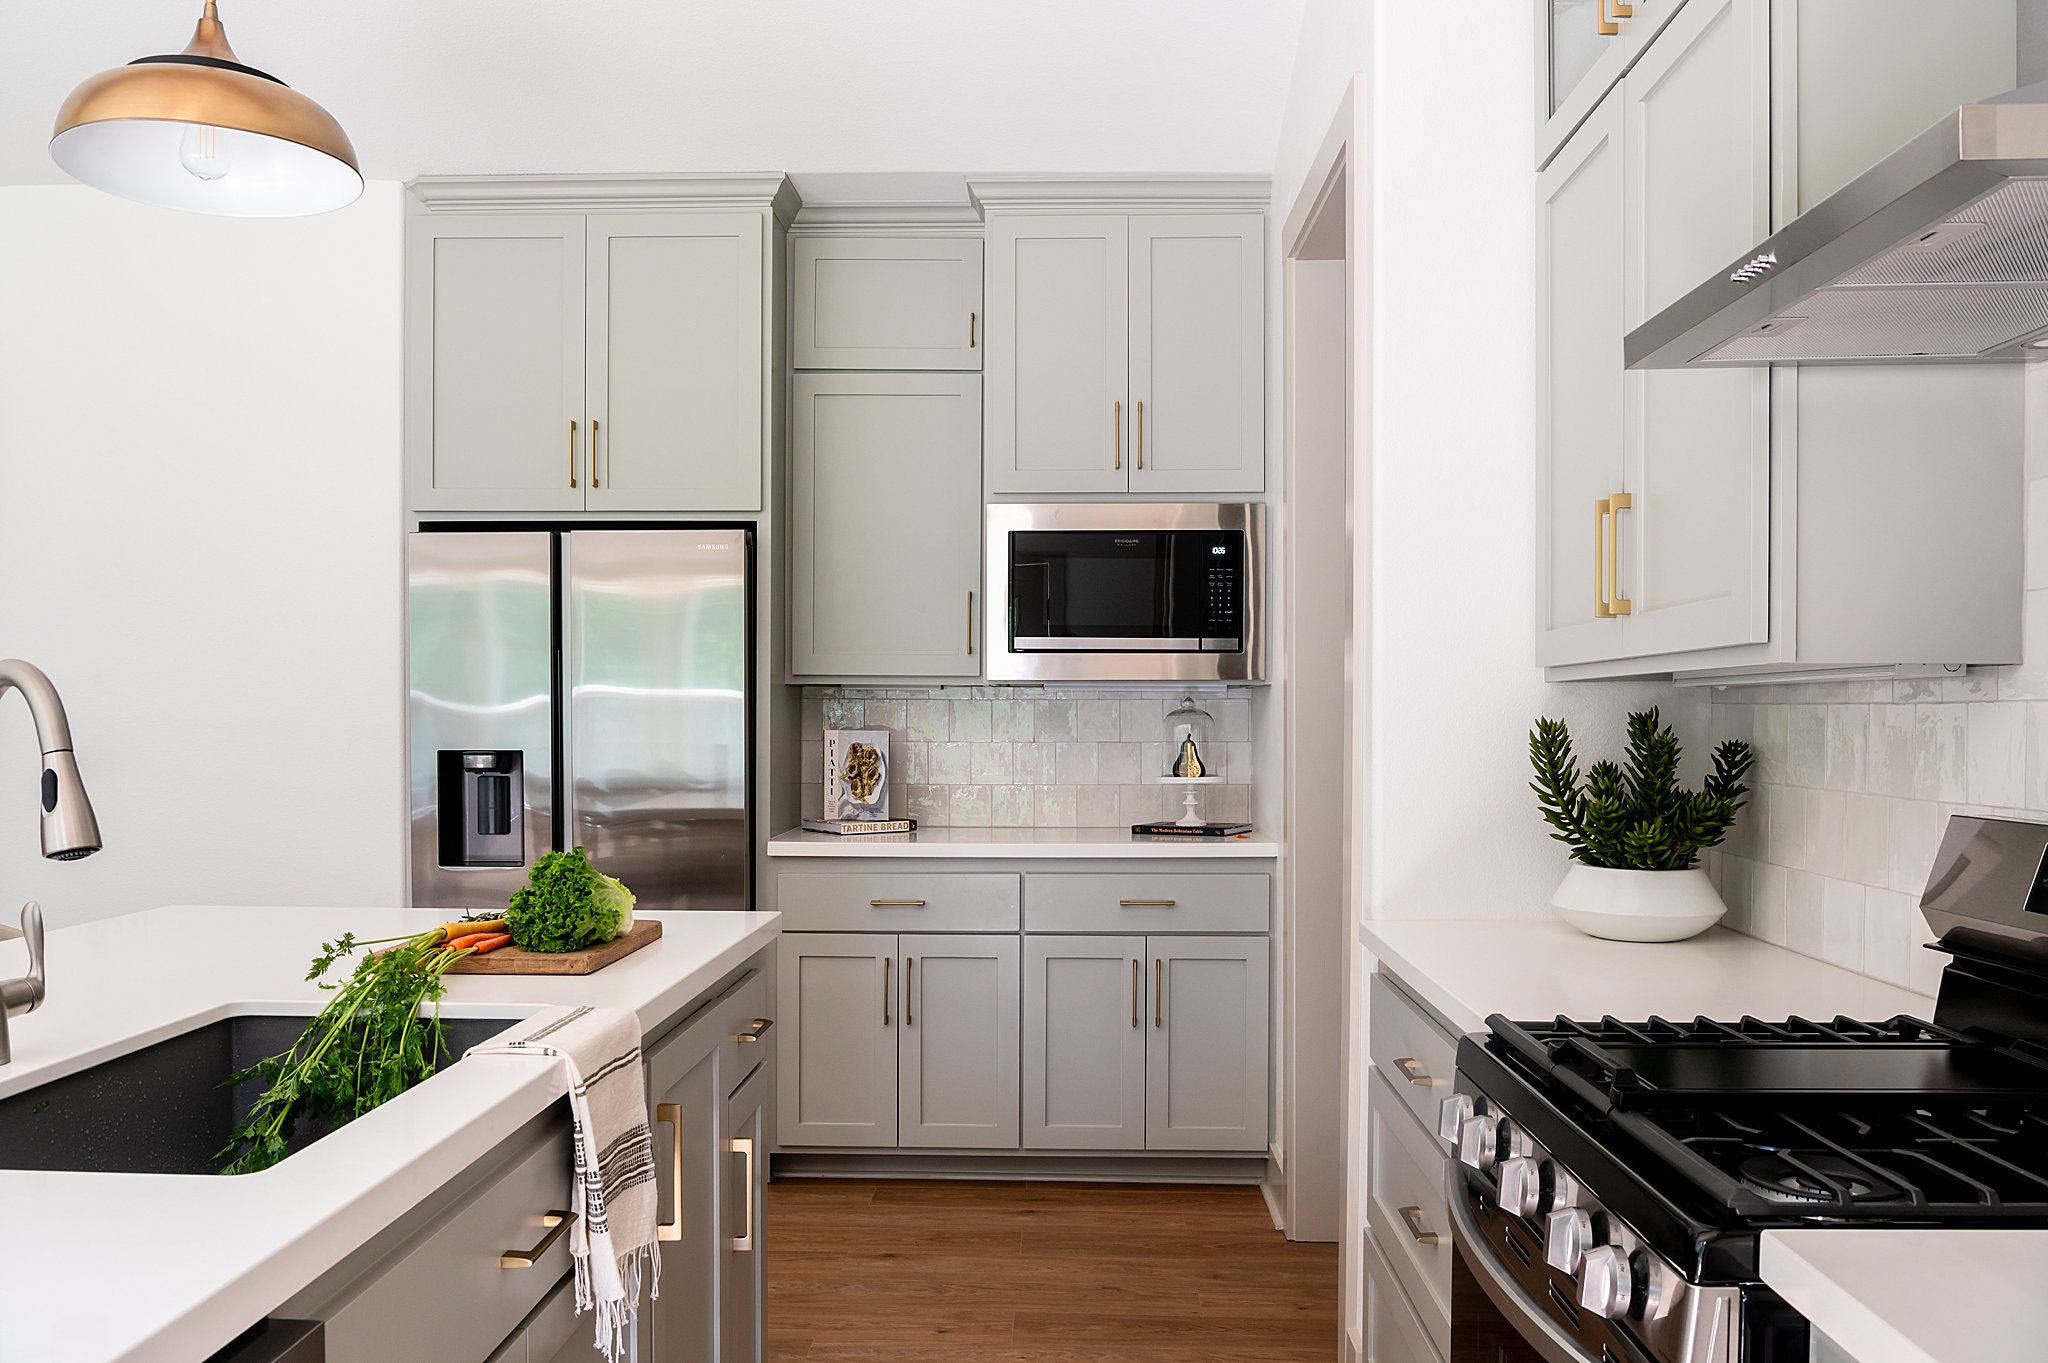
[1444,1163,1600,1363]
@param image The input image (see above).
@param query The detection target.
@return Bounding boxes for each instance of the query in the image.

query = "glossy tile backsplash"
[800,686,1254,828]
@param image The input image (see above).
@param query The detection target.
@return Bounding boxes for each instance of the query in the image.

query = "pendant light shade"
[51,1,360,218]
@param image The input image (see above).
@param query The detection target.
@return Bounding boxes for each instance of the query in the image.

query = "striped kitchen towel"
[470,1005,659,1362]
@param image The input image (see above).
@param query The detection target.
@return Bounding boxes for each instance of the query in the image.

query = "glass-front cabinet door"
[1537,0,1688,169]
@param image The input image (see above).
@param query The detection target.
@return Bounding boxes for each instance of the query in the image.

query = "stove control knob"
[1437,1094,1475,1145]
[1545,1207,1592,1273]
[1456,1115,1500,1171]
[1579,1245,1633,1321]
[1496,1157,1542,1218]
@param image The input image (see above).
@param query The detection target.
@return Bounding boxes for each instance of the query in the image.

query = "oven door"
[1446,1164,1656,1363]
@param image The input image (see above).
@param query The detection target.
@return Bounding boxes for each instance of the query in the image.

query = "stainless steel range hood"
[1627,82,2048,368]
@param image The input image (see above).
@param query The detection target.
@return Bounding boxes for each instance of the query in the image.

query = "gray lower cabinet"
[777,932,899,1146]
[790,372,984,679]
[649,1044,720,1363]
[791,236,984,371]
[720,1064,769,1363]
[1023,933,1268,1153]
[777,931,1021,1149]
[1023,934,1147,1150]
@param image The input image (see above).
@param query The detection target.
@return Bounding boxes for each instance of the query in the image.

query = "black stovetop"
[1464,1012,2048,1283]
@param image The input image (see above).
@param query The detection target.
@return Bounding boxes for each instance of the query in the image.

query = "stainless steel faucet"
[0,660,101,1066]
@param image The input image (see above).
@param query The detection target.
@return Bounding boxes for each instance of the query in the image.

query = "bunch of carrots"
[423,918,513,956]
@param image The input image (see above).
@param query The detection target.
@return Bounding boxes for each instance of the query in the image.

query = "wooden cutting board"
[443,919,663,975]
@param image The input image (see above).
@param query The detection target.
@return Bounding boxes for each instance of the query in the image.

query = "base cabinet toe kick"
[259,943,778,1363]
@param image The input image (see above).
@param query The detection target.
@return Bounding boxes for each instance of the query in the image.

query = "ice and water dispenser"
[435,750,525,867]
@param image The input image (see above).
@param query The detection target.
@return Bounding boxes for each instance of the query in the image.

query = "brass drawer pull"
[1154,958,1163,1028]
[500,1209,576,1267]
[906,957,916,1026]
[969,310,977,348]
[1130,958,1140,1028]
[870,899,927,907]
[735,1018,772,1044]
[655,1105,682,1242]
[1398,1205,1443,1246]
[731,1136,758,1252]
[1395,1056,1449,1088]
[1119,899,1176,908]
[883,956,892,1025]
[1605,491,1633,616]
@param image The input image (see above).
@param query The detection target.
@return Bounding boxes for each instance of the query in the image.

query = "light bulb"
[178,123,230,181]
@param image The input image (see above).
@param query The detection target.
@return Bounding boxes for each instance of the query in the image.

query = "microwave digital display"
[1008,529,1245,652]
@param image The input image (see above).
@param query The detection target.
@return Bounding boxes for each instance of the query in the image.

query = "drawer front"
[1368,973,1459,1140]
[792,235,984,371]
[322,1118,577,1363]
[776,872,1020,932]
[1023,873,1268,934]
[715,967,774,1097]
[1364,1233,1444,1363]
[1366,1071,1452,1356]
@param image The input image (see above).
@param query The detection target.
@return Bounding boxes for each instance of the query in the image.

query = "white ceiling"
[6,1,1308,192]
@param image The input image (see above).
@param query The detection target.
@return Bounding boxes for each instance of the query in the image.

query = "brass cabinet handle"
[655,1104,682,1242]
[1596,0,1620,35]
[590,417,601,488]
[883,956,892,1025]
[731,1137,757,1252]
[1119,899,1176,907]
[1394,1056,1450,1088]
[1154,958,1163,1028]
[905,957,915,1026]
[968,590,974,656]
[1136,399,1144,469]
[1114,400,1122,469]
[870,899,926,907]
[568,419,579,488]
[735,1018,772,1044]
[501,1209,576,1267]
[1131,959,1140,1028]
[969,311,977,348]
[1594,496,1611,618]
[1398,1205,1444,1247]
[1606,491,1634,616]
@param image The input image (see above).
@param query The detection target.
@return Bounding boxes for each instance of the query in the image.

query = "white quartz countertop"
[1761,1229,2048,1363]
[1360,918,1932,1035]
[767,826,1279,858]
[0,903,780,1363]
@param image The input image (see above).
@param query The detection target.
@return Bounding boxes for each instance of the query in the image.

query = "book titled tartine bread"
[802,817,918,836]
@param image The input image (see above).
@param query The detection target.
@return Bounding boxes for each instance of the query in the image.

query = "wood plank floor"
[767,1180,1340,1363]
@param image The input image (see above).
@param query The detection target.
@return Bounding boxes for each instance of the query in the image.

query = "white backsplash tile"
[1966,702,2025,807]
[1821,877,1865,973]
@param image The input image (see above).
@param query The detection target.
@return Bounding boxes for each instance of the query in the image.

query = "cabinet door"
[720,1065,768,1363]
[650,1045,721,1363]
[1145,935,1269,1152]
[1022,934,1146,1150]
[407,215,586,512]
[790,374,983,678]
[1534,93,1628,668]
[1619,0,1770,659]
[776,933,897,1147]
[1128,214,1265,495]
[1538,0,1689,168]
[586,213,765,513]
[986,213,1130,494]
[792,236,984,370]
[898,934,1020,1149]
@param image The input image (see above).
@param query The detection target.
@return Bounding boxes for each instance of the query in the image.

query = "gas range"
[1440,815,2048,1363]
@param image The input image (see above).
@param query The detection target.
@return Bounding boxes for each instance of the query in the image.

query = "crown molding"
[408,172,802,223]
[967,175,1271,213]
[789,201,985,233]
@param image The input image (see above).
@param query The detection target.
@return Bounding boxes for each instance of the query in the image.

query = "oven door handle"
[1445,1163,1601,1363]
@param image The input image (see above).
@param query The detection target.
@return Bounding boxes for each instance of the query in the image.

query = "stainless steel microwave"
[984,503,1266,683]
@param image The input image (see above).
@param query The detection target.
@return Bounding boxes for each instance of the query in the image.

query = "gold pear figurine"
[1171,734,1205,779]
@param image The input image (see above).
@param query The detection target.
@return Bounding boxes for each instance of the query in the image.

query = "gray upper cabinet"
[897,933,1021,1148]
[986,214,1130,495]
[1127,215,1265,495]
[790,372,983,678]
[1024,934,1147,1151]
[407,215,588,513]
[1536,0,1688,169]
[986,208,1265,496]
[406,178,786,515]
[777,932,898,1147]
[586,213,765,513]
[1145,935,1269,1152]
[792,236,984,371]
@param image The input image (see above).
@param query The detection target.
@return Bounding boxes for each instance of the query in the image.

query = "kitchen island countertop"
[0,903,779,1363]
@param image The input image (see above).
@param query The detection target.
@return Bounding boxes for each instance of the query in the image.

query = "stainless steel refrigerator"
[407,527,752,915]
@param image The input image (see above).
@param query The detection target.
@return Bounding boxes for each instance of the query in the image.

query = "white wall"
[0,183,406,927]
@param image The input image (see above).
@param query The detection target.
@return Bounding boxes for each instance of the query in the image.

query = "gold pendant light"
[51,0,361,217]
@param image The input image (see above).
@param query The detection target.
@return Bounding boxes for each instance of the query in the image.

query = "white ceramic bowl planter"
[1550,864,1727,943]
